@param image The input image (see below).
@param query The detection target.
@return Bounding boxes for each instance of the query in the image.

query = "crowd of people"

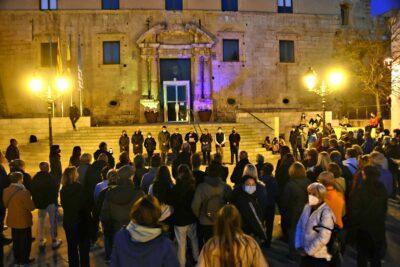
[0,123,398,267]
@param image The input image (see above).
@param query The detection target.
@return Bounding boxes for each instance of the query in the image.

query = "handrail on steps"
[189,109,203,135]
[240,109,274,131]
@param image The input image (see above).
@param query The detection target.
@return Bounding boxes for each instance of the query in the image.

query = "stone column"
[150,56,159,100]
[193,55,202,100]
[203,55,212,100]
[141,55,150,97]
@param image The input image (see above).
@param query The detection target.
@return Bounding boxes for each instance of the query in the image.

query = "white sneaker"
[52,239,62,250]
[39,238,47,248]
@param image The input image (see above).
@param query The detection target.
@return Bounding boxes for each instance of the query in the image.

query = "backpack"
[313,209,344,257]
[203,186,225,223]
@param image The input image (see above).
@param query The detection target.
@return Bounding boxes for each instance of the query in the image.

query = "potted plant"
[196,99,213,122]
[141,99,159,123]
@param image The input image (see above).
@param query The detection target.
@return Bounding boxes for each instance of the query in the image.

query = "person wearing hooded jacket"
[192,162,232,248]
[231,164,267,243]
[101,170,144,260]
[111,195,179,267]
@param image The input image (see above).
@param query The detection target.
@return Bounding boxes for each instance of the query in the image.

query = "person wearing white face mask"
[215,127,226,161]
[295,182,337,267]
[231,164,268,244]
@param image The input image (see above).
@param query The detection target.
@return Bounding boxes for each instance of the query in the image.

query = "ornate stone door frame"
[137,23,216,122]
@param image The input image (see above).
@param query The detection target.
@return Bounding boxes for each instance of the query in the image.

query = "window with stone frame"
[103,41,120,65]
[102,0,119,10]
[40,0,57,10]
[41,42,57,67]
[222,0,238,12]
[223,39,239,62]
[278,0,293,13]
[165,0,183,10]
[340,4,350,26]
[279,40,295,63]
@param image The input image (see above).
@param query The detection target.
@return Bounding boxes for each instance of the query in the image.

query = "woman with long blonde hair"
[198,205,268,267]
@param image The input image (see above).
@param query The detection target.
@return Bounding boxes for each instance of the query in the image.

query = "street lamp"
[29,75,71,147]
[303,67,345,133]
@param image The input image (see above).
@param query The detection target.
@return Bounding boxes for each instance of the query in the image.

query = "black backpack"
[203,186,225,223]
[313,210,343,257]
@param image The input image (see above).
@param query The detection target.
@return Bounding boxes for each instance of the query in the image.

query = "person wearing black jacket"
[205,153,229,183]
[0,152,11,249]
[229,128,241,164]
[231,171,267,243]
[118,130,130,154]
[215,127,226,161]
[31,162,62,249]
[69,146,81,168]
[144,133,156,166]
[172,143,192,179]
[230,151,249,186]
[185,129,199,154]
[171,165,199,267]
[200,129,213,165]
[280,162,311,260]
[94,142,115,168]
[132,129,144,155]
[10,159,32,193]
[192,153,206,186]
[84,153,108,244]
[60,167,90,267]
[170,128,183,158]
[50,145,63,188]
[348,165,388,267]
[5,139,19,163]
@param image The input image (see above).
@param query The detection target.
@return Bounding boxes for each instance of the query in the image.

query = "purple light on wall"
[200,56,205,98]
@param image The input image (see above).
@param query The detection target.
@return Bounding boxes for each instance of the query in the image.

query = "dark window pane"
[41,42,58,67]
[167,85,176,101]
[222,0,238,12]
[177,85,186,102]
[102,0,119,10]
[278,0,293,13]
[341,5,349,25]
[103,41,120,64]
[166,0,183,10]
[279,40,295,63]
[223,39,239,62]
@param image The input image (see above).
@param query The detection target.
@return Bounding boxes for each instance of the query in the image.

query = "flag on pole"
[77,35,84,116]
[67,34,73,106]
[57,36,63,75]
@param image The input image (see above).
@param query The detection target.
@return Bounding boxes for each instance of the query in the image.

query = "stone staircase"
[17,122,275,172]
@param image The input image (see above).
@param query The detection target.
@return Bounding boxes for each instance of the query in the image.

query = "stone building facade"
[0,0,372,124]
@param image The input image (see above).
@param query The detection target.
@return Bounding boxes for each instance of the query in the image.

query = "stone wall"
[0,0,373,124]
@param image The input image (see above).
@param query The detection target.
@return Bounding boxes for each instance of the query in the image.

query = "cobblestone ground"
[3,163,400,267]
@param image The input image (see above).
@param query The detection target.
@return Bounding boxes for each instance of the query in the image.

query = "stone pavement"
[3,162,400,266]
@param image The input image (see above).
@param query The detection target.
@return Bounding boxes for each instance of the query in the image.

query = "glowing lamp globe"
[56,77,70,93]
[29,77,43,93]
[328,71,344,88]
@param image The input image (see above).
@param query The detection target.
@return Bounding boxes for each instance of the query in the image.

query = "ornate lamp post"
[29,75,71,147]
[303,67,345,133]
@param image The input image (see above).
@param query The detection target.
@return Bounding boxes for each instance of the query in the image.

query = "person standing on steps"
[6,139,20,163]
[158,126,170,165]
[170,128,183,159]
[185,129,199,154]
[200,129,213,165]
[132,129,144,155]
[144,133,156,166]
[118,130,130,154]
[69,103,80,131]
[50,145,63,190]
[215,127,226,162]
[229,128,241,165]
